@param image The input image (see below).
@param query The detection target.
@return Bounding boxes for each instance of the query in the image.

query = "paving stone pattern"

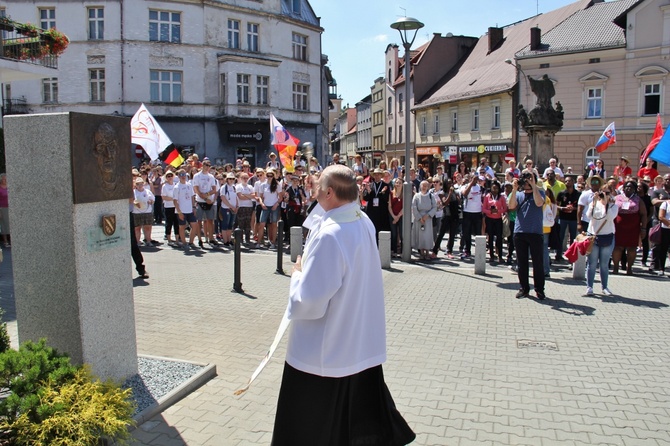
[2,229,670,445]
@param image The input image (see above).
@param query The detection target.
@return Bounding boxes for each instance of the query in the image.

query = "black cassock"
[362,181,391,240]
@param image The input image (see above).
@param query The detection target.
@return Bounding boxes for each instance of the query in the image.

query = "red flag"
[640,114,664,167]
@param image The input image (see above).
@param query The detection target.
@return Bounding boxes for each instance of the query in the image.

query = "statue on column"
[519,74,563,130]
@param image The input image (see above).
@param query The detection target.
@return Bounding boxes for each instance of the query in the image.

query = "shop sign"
[459,144,508,153]
[228,131,263,141]
[416,146,441,155]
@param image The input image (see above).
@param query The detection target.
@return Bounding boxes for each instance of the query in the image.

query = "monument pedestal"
[526,125,561,173]
[4,112,138,381]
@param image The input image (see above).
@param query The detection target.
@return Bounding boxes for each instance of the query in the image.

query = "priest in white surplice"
[272,164,415,446]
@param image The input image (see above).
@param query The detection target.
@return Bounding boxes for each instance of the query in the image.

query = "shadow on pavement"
[230,290,257,300]
[590,294,669,309]
[535,297,596,316]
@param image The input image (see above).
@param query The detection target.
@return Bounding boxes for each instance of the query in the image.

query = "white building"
[0,0,324,168]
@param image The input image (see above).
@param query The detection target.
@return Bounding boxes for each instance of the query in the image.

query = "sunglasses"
[267,174,274,178]
[178,173,187,177]
[166,174,174,177]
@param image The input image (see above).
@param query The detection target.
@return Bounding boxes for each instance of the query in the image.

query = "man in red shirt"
[637,157,660,181]
[613,156,632,187]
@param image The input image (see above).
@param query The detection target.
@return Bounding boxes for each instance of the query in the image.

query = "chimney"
[530,27,541,51]
[488,27,504,53]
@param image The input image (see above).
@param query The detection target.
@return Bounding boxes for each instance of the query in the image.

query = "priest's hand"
[292,255,302,274]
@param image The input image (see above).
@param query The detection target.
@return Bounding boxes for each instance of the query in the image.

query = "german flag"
[160,146,185,168]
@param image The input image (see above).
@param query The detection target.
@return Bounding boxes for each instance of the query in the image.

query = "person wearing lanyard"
[362,168,391,244]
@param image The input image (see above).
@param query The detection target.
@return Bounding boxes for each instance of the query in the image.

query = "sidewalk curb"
[131,354,218,429]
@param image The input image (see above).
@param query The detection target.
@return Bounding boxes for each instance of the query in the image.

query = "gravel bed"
[123,357,205,416]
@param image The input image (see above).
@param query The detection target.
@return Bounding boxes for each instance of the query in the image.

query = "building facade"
[516,0,669,175]
[413,0,591,178]
[1,0,324,168]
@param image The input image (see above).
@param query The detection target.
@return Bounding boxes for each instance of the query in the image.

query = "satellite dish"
[446,32,453,37]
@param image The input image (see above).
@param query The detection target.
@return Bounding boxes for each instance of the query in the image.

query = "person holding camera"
[460,174,485,260]
[585,186,619,296]
[508,171,546,300]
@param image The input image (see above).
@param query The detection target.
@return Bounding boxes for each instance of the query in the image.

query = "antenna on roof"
[400,6,407,16]
[537,0,539,15]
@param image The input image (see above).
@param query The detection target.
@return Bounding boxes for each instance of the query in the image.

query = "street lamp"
[391,16,424,262]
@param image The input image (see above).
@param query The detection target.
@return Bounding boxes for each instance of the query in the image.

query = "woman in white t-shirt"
[236,172,255,245]
[258,169,284,249]
[132,177,155,246]
[219,172,239,246]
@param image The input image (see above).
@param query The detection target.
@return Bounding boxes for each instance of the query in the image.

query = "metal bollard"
[276,220,284,274]
[379,231,391,269]
[474,235,486,275]
[290,226,303,263]
[232,228,243,293]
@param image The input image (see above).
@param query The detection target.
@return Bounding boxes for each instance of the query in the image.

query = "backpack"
[543,202,555,228]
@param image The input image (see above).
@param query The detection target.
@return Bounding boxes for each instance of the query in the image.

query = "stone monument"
[517,74,564,171]
[4,112,138,381]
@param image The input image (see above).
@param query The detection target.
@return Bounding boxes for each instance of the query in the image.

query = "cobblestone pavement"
[2,227,670,445]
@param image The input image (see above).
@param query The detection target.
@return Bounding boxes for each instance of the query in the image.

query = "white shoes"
[585,287,594,296]
[602,288,613,296]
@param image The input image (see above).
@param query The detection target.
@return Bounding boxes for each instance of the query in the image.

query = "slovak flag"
[595,122,616,153]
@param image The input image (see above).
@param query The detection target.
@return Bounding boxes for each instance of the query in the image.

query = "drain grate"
[517,339,559,351]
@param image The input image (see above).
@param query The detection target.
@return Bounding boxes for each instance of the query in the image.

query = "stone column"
[4,112,138,381]
[526,125,561,173]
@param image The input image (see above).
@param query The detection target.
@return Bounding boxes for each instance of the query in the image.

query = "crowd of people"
[130,152,670,295]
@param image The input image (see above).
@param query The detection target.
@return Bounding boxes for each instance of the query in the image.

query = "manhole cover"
[517,339,559,351]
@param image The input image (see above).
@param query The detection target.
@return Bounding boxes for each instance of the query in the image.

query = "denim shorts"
[220,208,237,230]
[178,212,197,225]
[260,207,279,224]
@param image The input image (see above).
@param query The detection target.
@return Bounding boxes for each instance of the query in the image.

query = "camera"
[517,172,534,187]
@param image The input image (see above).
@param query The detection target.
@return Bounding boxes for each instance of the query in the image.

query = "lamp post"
[391,16,424,262]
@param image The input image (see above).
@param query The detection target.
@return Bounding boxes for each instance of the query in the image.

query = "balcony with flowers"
[0,17,69,69]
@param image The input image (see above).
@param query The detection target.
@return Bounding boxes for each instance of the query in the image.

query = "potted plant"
[14,22,39,37]
[41,28,69,56]
[0,17,14,32]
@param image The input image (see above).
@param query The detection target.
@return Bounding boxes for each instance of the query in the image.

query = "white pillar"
[572,252,586,280]
[379,231,391,269]
[290,226,303,263]
[474,235,487,275]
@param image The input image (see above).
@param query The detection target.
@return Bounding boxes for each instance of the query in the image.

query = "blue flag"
[650,124,670,167]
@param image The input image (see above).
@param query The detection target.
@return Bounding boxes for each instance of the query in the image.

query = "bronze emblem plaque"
[70,113,132,204]
[102,214,116,236]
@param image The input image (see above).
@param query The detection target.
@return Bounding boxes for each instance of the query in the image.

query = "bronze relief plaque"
[70,113,132,204]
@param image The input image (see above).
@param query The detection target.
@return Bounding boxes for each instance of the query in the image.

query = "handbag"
[649,223,662,244]
[198,202,213,210]
[595,233,614,247]
[574,232,595,255]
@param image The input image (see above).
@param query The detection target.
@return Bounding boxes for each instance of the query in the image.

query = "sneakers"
[198,239,204,248]
[269,243,276,249]
[536,291,546,301]
[445,253,455,260]
[516,289,529,299]
[585,287,594,296]
[602,288,613,296]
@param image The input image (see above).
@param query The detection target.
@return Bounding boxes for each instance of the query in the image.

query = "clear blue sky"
[310,0,579,106]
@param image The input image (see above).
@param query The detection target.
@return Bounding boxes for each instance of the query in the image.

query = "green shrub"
[6,366,135,445]
[0,339,77,424]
